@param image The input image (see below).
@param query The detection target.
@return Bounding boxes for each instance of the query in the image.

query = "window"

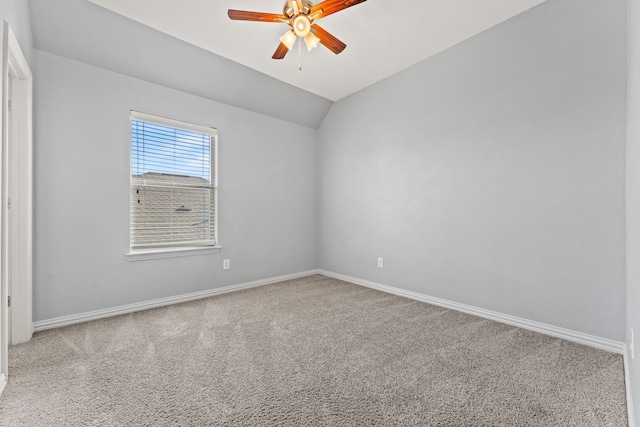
[130,111,218,253]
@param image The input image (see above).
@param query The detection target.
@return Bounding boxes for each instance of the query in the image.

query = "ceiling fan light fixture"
[279,30,297,50]
[293,15,311,37]
[304,32,320,51]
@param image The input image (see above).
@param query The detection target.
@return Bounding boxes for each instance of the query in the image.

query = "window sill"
[126,246,222,262]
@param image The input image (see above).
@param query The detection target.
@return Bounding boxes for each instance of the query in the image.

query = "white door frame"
[1,21,33,398]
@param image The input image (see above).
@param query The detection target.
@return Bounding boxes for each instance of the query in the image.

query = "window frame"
[126,111,220,261]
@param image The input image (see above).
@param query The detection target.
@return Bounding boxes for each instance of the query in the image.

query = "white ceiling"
[87,0,546,101]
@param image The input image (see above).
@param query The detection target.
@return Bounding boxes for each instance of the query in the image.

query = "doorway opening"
[1,21,34,398]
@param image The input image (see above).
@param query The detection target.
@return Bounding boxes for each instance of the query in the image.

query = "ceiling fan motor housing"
[283,0,313,18]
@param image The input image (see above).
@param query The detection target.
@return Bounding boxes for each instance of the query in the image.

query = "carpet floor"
[0,274,629,426]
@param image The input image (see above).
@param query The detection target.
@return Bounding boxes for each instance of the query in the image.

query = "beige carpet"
[0,275,628,426]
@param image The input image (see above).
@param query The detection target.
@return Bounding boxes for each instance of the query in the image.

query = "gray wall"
[33,50,317,321]
[627,0,640,421]
[317,0,627,341]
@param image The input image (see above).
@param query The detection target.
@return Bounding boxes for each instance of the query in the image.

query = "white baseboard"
[317,270,625,354]
[625,347,637,427]
[33,270,318,332]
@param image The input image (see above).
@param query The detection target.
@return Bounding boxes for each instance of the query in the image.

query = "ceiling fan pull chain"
[298,38,302,71]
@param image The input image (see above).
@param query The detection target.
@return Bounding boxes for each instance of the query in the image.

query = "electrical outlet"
[632,328,635,360]
[223,259,230,270]
[377,257,384,268]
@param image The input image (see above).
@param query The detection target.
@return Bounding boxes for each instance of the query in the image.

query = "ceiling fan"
[228,0,367,59]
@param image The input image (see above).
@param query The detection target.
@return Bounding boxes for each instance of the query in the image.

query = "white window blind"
[130,111,218,251]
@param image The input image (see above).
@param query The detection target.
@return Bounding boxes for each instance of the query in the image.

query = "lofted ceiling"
[87,0,546,101]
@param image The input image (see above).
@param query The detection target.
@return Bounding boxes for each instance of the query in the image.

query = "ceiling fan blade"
[310,0,367,19]
[272,42,290,60]
[311,24,346,54]
[228,10,288,23]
